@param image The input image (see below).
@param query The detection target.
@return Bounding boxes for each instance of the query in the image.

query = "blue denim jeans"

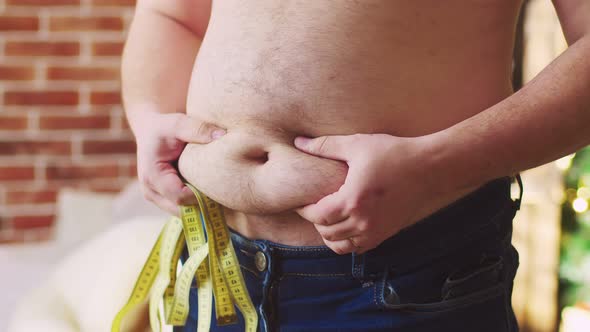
[176,176,522,332]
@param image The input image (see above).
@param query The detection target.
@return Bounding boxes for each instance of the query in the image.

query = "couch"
[1,182,171,332]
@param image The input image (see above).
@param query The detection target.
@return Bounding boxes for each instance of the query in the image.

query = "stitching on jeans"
[373,280,378,306]
[374,273,387,307]
[283,272,349,278]
[273,246,331,252]
[353,255,362,278]
[380,284,504,313]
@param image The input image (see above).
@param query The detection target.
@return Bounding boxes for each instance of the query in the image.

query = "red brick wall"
[0,0,137,243]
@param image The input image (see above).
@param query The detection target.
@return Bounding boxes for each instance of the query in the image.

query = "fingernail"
[211,129,226,139]
[294,136,311,147]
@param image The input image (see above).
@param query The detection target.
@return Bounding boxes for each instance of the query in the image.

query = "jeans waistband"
[230,176,518,280]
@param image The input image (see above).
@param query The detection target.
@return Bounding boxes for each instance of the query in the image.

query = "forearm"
[427,35,590,190]
[122,1,203,136]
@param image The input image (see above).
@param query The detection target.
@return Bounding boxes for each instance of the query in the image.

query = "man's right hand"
[133,110,225,215]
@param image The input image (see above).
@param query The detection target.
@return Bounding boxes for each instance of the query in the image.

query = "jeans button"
[255,251,267,272]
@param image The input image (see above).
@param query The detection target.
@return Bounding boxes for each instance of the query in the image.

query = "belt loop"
[352,253,366,279]
[513,173,524,210]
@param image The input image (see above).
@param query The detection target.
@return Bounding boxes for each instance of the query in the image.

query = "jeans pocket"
[378,254,507,313]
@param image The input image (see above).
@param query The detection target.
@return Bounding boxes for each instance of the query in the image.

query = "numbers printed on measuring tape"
[111,185,258,332]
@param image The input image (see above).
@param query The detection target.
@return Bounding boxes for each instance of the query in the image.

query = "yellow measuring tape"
[112,184,258,332]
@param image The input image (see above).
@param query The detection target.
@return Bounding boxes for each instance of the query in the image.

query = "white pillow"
[8,216,168,332]
[54,189,117,249]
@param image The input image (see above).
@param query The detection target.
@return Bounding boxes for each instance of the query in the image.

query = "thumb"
[172,113,226,144]
[294,135,354,161]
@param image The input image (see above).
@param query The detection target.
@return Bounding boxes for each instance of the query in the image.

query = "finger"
[153,164,198,206]
[179,186,200,205]
[143,186,181,216]
[157,196,183,216]
[349,235,376,255]
[294,134,360,161]
[172,113,226,144]
[295,189,350,226]
[314,218,359,242]
[323,238,356,255]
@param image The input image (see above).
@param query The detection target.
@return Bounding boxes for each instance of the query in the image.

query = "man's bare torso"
[178,0,523,245]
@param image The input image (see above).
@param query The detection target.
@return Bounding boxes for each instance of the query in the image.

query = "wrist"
[416,128,493,194]
[126,105,156,140]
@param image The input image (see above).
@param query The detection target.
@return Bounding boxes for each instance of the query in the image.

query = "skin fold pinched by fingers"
[314,218,358,242]
[295,134,358,161]
[175,115,226,144]
[178,131,348,214]
[135,112,224,215]
[293,133,431,255]
[323,237,357,255]
[158,171,196,205]
[295,185,352,225]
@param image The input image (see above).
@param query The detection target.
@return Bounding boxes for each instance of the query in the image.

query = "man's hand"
[293,133,472,255]
[134,110,225,215]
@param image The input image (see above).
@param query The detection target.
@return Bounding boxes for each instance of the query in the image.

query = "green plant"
[559,147,590,310]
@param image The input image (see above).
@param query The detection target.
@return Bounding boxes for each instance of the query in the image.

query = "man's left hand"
[293,133,470,255]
